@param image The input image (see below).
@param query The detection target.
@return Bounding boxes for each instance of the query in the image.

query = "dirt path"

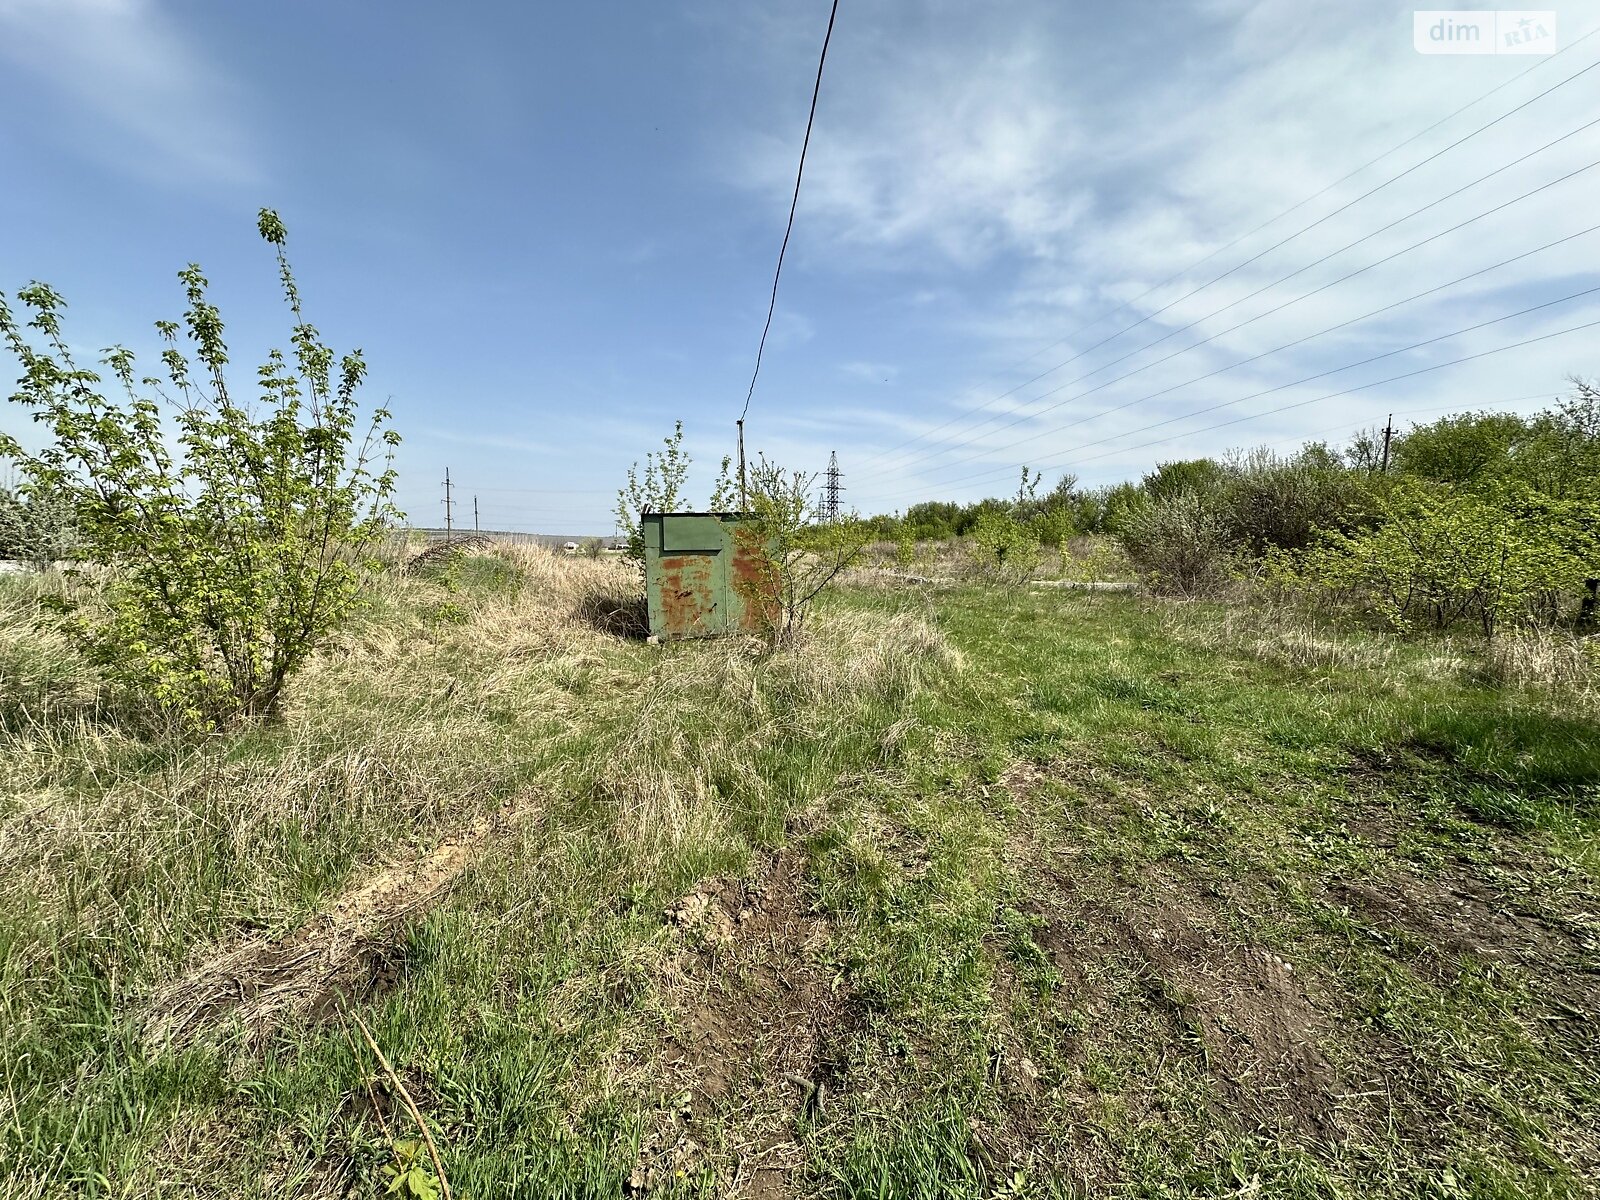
[140,792,540,1050]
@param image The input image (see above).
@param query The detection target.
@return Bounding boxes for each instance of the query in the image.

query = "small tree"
[614,422,689,562]
[613,423,738,563]
[971,509,1041,580]
[0,478,76,568]
[0,210,400,725]
[741,455,869,646]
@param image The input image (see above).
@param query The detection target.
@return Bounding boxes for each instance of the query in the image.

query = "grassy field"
[1,547,1596,1198]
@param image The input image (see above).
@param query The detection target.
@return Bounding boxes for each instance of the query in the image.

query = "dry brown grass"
[1484,628,1600,702]
[1,541,959,1079]
[589,608,961,872]
[1157,601,1402,674]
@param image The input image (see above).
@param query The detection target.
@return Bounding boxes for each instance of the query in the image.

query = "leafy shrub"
[1030,505,1076,551]
[0,481,76,568]
[1219,446,1374,557]
[740,455,869,646]
[1392,411,1536,486]
[1391,383,1600,499]
[0,210,400,725]
[1115,491,1238,597]
[613,422,735,563]
[1142,458,1229,501]
[970,510,1040,580]
[1270,481,1599,637]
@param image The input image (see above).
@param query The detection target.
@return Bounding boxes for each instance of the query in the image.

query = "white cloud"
[840,360,899,383]
[0,0,255,185]
[736,25,1092,265]
[721,0,1600,509]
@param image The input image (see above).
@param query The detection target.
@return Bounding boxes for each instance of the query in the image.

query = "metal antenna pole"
[443,468,454,538]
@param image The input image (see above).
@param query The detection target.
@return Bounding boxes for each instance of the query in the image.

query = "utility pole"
[473,496,480,534]
[1380,415,1394,474]
[737,419,748,510]
[443,468,454,538]
[822,451,844,523]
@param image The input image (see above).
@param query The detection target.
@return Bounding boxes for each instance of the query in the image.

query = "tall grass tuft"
[1484,628,1600,702]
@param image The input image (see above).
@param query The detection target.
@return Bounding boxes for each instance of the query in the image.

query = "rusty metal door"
[642,513,778,640]
[645,514,728,639]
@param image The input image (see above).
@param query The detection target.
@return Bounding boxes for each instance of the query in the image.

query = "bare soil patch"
[1032,870,1346,1141]
[630,851,854,1199]
[139,792,540,1050]
[1000,759,1600,1181]
[1331,862,1600,1032]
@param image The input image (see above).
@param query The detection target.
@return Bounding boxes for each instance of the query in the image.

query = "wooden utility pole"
[736,419,747,510]
[1380,415,1394,474]
[443,468,454,537]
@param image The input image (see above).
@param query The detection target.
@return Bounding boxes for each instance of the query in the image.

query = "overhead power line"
[860,23,1600,469]
[881,151,1600,488]
[863,45,1600,473]
[739,0,840,425]
[1254,392,1557,455]
[876,129,1600,486]
[1034,316,1600,481]
[866,289,1600,503]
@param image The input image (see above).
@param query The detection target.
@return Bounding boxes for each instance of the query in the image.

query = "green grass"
[1,557,1596,1198]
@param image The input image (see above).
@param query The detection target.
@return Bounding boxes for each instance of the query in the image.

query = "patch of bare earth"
[996,760,1600,1180]
[629,851,853,1199]
[139,792,540,1049]
[991,765,1376,1149]
[1331,859,1600,1063]
[1023,870,1347,1137]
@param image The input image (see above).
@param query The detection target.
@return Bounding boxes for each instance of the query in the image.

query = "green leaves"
[970,510,1040,581]
[614,420,693,563]
[741,452,871,645]
[1277,479,1600,637]
[256,207,288,247]
[0,212,402,726]
[382,1141,441,1199]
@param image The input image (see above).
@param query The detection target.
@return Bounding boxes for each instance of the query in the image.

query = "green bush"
[970,510,1040,580]
[1142,457,1228,502]
[0,210,400,725]
[1115,491,1238,596]
[740,454,870,645]
[1219,446,1374,557]
[613,422,734,564]
[1269,480,1599,637]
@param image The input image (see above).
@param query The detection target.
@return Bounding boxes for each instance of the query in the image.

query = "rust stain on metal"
[730,525,780,633]
[658,552,719,637]
[643,513,779,640]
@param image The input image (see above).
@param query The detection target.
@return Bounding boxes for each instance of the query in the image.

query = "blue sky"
[2,0,1598,533]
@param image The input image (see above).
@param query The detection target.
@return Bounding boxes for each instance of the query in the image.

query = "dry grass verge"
[140,791,542,1049]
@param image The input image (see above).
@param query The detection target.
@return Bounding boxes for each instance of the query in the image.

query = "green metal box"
[642,512,777,640]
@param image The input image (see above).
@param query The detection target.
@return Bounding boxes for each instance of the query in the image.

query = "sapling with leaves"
[614,421,739,563]
[0,209,400,726]
[740,453,870,647]
[614,421,690,562]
